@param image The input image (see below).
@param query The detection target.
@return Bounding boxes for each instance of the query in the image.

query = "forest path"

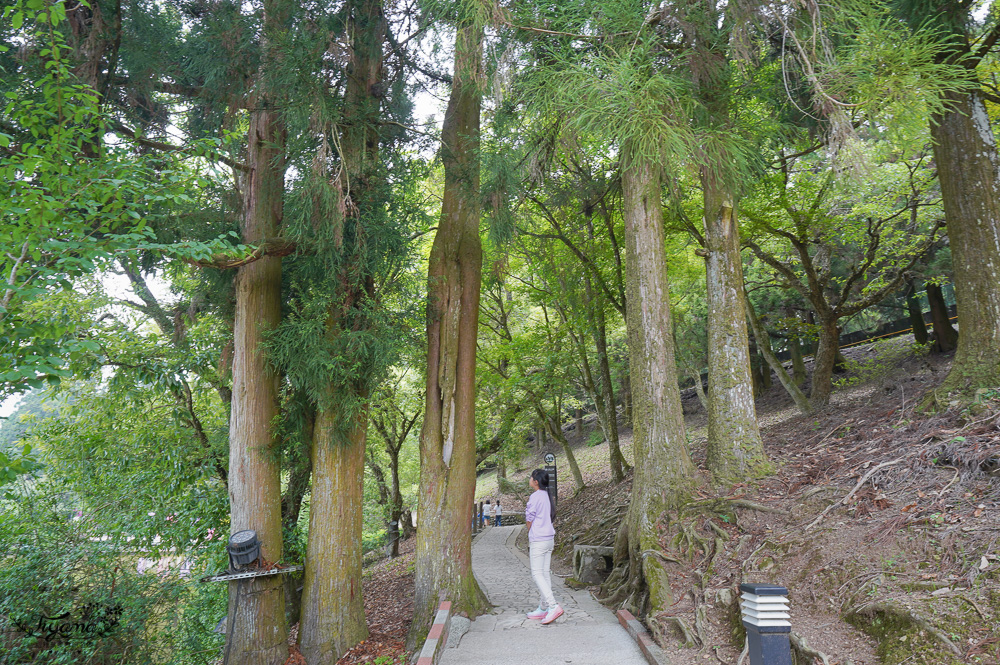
[438,524,648,665]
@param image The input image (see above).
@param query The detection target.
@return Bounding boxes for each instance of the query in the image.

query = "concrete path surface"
[439,525,648,665]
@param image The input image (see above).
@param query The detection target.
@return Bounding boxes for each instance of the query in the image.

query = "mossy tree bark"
[911,0,1000,399]
[225,0,289,659]
[410,19,489,641]
[616,154,697,614]
[299,409,369,662]
[703,188,769,481]
[685,1,768,484]
[930,90,1000,394]
[299,0,386,658]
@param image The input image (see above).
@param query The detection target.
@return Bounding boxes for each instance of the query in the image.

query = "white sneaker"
[541,604,563,625]
[526,606,547,619]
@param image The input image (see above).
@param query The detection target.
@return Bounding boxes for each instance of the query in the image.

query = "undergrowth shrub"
[834,340,930,392]
[0,489,226,664]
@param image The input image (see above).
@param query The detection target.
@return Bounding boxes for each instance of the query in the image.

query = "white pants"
[529,538,557,609]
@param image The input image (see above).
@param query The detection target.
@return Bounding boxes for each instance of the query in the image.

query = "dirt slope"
[487,342,1000,665]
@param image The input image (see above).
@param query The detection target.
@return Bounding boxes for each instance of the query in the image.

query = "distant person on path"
[495,501,502,526]
[525,469,562,625]
[487,500,495,527]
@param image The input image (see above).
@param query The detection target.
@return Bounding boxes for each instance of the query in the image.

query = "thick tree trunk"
[906,280,929,346]
[619,155,697,614]
[809,317,840,407]
[930,90,1000,396]
[745,296,811,414]
[298,410,368,663]
[225,72,288,665]
[702,186,769,483]
[298,0,386,656]
[224,0,289,653]
[927,282,958,353]
[410,20,488,642]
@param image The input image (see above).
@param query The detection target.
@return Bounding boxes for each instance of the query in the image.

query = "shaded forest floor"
[345,338,1000,664]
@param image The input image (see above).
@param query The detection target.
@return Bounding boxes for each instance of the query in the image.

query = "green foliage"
[0,473,226,664]
[834,339,931,391]
[0,1,236,401]
[0,369,230,663]
[522,37,697,169]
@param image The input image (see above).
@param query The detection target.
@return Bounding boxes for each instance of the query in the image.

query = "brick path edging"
[416,600,452,665]
[616,609,668,665]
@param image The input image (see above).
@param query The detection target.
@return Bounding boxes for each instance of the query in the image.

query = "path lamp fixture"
[227,530,261,571]
[202,530,302,583]
[739,583,792,665]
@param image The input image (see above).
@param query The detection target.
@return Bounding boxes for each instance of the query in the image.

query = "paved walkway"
[439,525,648,665]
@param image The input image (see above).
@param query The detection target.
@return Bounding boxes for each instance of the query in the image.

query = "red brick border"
[616,609,668,665]
[416,600,452,665]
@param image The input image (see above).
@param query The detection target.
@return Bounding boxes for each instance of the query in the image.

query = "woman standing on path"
[525,469,563,625]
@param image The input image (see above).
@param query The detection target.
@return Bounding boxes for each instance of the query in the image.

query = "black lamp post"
[739,583,792,665]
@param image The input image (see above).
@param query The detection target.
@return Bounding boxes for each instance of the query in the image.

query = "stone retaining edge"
[416,600,452,665]
[617,609,669,665]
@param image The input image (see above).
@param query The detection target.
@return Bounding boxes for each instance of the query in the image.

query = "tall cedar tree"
[411,18,490,638]
[602,153,697,615]
[683,0,769,482]
[297,0,388,658]
[225,0,290,660]
[910,1,1000,401]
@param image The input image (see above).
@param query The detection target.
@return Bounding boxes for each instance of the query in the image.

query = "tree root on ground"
[652,614,701,647]
[641,549,683,566]
[790,631,832,665]
[689,497,790,516]
[799,485,840,501]
[707,519,730,541]
[693,600,711,645]
[597,563,629,607]
[673,521,711,558]
[736,637,749,665]
[844,601,962,657]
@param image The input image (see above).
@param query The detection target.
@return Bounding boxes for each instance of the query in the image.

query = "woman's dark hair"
[531,469,556,520]
[531,469,549,489]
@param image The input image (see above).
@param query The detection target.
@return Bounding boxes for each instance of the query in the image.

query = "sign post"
[543,452,557,515]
